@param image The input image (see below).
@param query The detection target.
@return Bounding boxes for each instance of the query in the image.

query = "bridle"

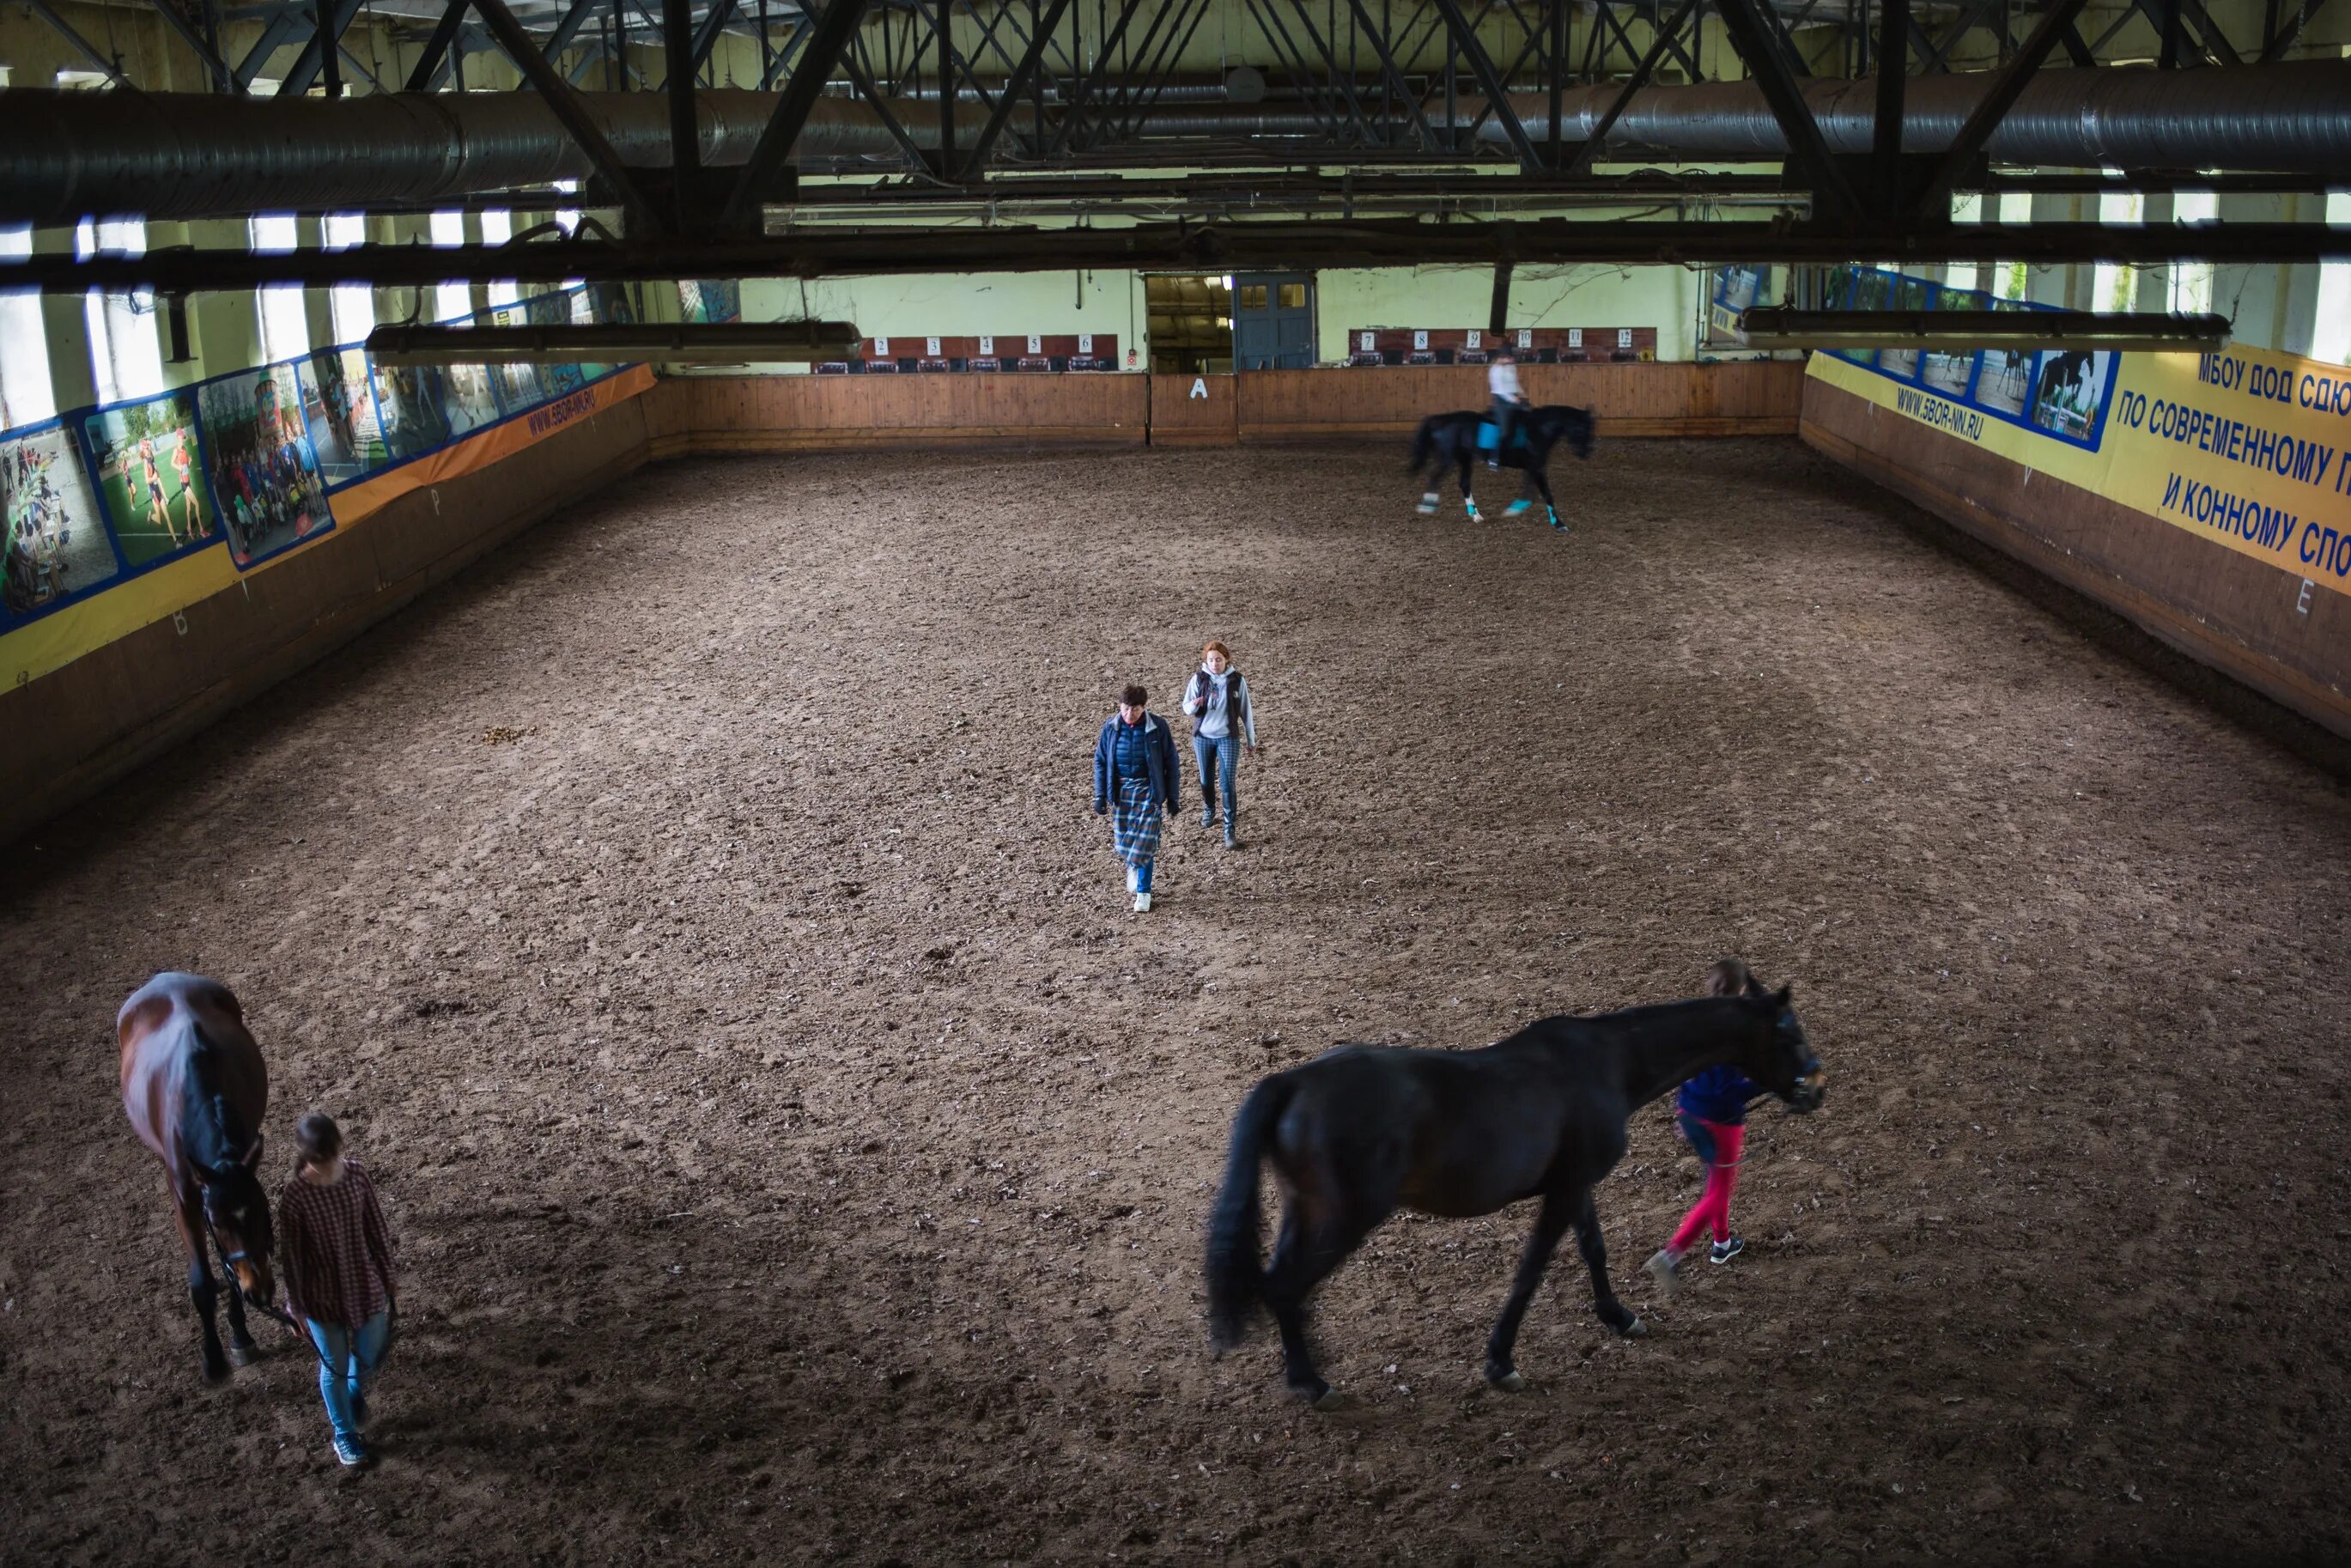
[1775,1012,1827,1109]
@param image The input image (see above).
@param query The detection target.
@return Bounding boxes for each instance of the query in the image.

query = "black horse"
[1407,404,1596,531]
[1205,966,1825,1407]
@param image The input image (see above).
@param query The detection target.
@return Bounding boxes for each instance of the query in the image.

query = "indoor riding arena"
[3,3,2349,1565]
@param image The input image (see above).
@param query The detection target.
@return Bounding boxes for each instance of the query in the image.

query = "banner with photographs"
[80,391,218,569]
[3,422,118,622]
[1827,267,2117,453]
[195,362,335,568]
[1811,266,2351,601]
[301,347,375,483]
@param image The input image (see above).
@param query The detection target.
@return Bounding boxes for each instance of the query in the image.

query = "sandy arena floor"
[3,438,2348,1565]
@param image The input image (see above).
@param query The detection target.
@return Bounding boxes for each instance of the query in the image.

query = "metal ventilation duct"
[2,62,2346,225]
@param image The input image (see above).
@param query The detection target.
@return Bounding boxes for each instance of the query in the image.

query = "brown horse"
[1205,967,1825,1406]
[118,972,276,1383]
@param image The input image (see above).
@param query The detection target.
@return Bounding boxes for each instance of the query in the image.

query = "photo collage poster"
[2,422,118,623]
[80,391,218,570]
[1836,266,2117,453]
[2,286,637,633]
[195,362,337,568]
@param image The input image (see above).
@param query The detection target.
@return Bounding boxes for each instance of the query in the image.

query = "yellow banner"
[4,365,654,690]
[1808,338,2351,599]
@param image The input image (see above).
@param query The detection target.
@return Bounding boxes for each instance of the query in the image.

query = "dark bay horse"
[118,972,276,1383]
[1407,404,1596,530]
[1205,967,1825,1407]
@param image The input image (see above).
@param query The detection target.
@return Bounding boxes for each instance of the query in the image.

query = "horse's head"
[1734,973,1826,1113]
[1540,405,1595,461]
[201,1143,276,1306]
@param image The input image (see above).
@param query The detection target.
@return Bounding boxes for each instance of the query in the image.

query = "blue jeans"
[1194,733,1240,829]
[1136,859,1154,894]
[307,1310,390,1440]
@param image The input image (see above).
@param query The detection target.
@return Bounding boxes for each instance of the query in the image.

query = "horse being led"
[1407,403,1595,530]
[118,972,276,1383]
[1204,965,1825,1407]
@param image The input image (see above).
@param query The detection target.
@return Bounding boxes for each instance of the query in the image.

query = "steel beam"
[1741,306,2230,350]
[1044,0,1151,156]
[665,0,703,220]
[368,319,861,362]
[25,222,2351,298]
[407,1,472,89]
[1564,0,1698,175]
[467,0,662,233]
[1338,0,1432,150]
[23,0,128,84]
[1712,0,1861,214]
[1871,0,1907,210]
[234,9,305,88]
[1428,0,1544,170]
[279,0,367,94]
[146,0,240,92]
[962,0,1078,173]
[2261,0,2330,60]
[718,0,874,229]
[1913,0,2092,221]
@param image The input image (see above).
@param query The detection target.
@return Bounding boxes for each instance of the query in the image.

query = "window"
[1238,284,1267,310]
[251,213,309,363]
[77,218,162,404]
[56,69,112,90]
[2167,191,2217,315]
[2093,178,2144,313]
[324,212,375,345]
[0,225,57,428]
[428,210,471,324]
[554,179,582,237]
[478,210,520,310]
[1278,282,1306,309]
[1943,195,1982,295]
[1988,194,2032,301]
[2315,191,2351,366]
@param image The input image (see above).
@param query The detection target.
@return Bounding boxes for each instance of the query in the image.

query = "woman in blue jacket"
[1092,683,1182,912]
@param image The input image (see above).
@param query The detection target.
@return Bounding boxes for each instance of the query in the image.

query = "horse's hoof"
[1488,1369,1527,1393]
[203,1360,231,1385]
[1621,1316,1649,1339]
[1310,1388,1346,1413]
[228,1342,259,1367]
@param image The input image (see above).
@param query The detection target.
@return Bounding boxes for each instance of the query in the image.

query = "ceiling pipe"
[3,62,2347,226]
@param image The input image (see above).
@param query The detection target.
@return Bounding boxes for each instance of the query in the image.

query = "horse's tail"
[1205,1071,1296,1352]
[1406,416,1437,476]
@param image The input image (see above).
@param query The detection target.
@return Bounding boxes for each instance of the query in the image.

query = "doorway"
[1231,273,1315,369]
[1144,275,1233,374]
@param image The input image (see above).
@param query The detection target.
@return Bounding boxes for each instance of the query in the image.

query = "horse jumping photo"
[1407,404,1596,530]
[1204,965,1825,1407]
[117,972,276,1383]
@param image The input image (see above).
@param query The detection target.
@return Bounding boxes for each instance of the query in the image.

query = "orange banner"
[334,364,656,526]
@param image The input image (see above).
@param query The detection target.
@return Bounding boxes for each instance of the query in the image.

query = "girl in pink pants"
[1646,960,1761,1296]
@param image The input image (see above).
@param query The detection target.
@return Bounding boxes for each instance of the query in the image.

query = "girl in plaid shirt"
[278,1113,398,1466]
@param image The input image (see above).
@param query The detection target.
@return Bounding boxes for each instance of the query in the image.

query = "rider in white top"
[1487,352,1528,469]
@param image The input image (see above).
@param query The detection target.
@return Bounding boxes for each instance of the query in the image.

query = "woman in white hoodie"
[1181,640,1261,850]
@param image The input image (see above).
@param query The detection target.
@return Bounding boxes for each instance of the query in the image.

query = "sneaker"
[333,1434,370,1468]
[1710,1237,1745,1266]
[1224,833,1239,851]
[1643,1248,1682,1298]
[1133,891,1151,913]
[1200,811,1217,830]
